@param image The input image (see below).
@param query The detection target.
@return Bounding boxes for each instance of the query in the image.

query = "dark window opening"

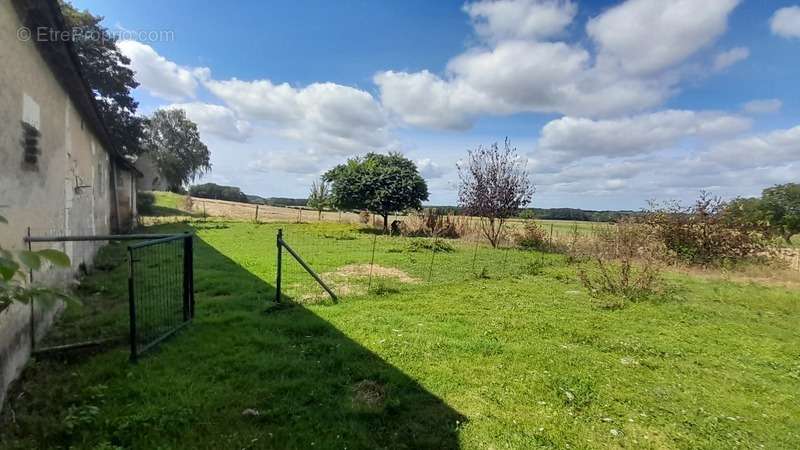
[21,121,41,170]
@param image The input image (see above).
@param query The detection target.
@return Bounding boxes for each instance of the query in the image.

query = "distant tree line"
[189,183,248,203]
[418,206,634,222]
[246,196,308,207]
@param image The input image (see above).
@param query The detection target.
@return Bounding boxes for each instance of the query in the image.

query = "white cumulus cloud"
[706,125,800,169]
[537,110,751,160]
[712,47,749,71]
[587,0,740,76]
[117,41,206,101]
[771,6,800,39]
[165,102,253,142]
[463,0,577,41]
[376,0,741,130]
[205,79,390,154]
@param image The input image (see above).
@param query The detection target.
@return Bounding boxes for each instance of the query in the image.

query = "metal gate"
[127,233,194,361]
[24,232,194,360]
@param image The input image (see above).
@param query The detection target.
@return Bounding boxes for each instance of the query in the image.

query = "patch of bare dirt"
[330,264,419,283]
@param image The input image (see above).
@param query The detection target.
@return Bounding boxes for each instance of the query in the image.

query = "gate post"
[26,227,35,352]
[127,246,138,362]
[275,229,282,303]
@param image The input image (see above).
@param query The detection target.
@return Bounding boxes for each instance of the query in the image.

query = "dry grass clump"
[513,220,549,250]
[577,221,668,308]
[351,380,386,410]
[398,209,470,238]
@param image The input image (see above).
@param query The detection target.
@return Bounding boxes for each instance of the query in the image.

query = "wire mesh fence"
[128,234,193,360]
[25,231,133,353]
[273,224,569,303]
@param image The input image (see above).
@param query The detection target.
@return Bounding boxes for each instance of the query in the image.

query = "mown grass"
[147,191,195,217]
[1,220,799,449]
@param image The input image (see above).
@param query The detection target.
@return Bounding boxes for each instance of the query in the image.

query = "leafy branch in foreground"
[0,214,72,311]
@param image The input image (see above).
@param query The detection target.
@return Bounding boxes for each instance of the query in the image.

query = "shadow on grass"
[1,225,465,449]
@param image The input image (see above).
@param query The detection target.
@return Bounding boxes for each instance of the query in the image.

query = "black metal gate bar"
[24,234,177,243]
[127,232,194,361]
[275,228,338,302]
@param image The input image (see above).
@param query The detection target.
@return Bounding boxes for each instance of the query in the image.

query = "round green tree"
[324,153,429,231]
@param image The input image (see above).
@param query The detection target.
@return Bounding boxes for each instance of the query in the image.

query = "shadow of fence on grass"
[3,224,464,449]
[174,232,466,448]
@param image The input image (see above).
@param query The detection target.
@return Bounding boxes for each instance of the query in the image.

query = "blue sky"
[72,0,800,209]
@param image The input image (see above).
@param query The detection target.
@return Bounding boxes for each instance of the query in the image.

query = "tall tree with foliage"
[458,138,534,247]
[307,178,331,220]
[761,183,800,243]
[144,109,211,192]
[60,1,147,155]
[325,153,429,231]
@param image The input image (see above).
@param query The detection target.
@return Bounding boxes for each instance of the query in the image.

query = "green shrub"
[406,239,455,253]
[514,220,548,250]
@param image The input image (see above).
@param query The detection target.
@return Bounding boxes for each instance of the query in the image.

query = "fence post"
[275,229,283,303]
[367,233,377,291]
[182,234,193,321]
[471,237,479,275]
[26,227,35,352]
[428,235,438,282]
[501,235,510,277]
[254,204,259,223]
[549,223,554,251]
[127,246,138,362]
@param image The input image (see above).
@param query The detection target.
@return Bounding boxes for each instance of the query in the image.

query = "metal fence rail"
[128,234,194,361]
[275,228,337,303]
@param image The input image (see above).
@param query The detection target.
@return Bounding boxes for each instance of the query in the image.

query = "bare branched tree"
[457,138,535,247]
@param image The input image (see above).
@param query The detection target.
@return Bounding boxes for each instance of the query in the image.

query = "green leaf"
[18,251,41,270]
[0,214,7,224]
[38,249,71,268]
[0,256,19,281]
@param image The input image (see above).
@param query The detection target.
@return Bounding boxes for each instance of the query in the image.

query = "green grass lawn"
[2,221,799,449]
[146,191,195,217]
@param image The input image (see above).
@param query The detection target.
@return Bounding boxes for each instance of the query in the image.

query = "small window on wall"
[20,121,41,170]
[21,94,41,171]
